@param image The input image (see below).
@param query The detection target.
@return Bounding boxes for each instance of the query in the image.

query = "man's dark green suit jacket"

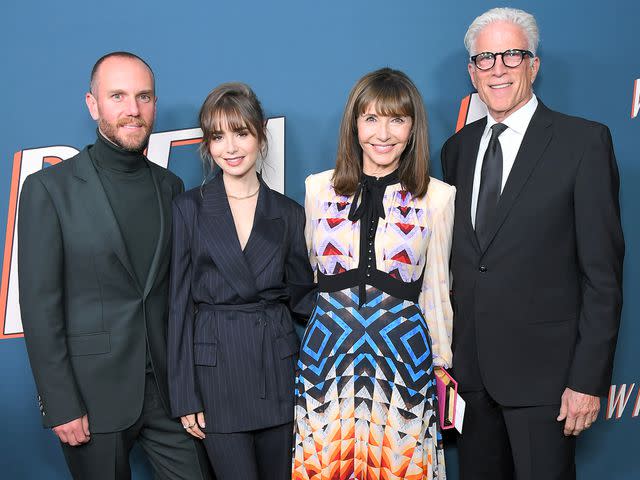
[18,146,184,433]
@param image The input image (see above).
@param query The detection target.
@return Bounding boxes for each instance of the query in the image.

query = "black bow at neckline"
[347,169,400,222]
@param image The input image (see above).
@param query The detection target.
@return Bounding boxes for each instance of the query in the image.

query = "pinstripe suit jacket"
[167,173,315,433]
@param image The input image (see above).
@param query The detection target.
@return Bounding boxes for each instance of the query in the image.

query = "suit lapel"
[243,178,282,277]
[142,166,170,298]
[199,174,258,301]
[481,102,553,253]
[460,119,486,254]
[73,148,141,292]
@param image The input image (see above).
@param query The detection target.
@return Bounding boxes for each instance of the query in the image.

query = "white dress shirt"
[471,95,539,227]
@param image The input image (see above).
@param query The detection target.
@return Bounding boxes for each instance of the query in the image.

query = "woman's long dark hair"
[332,68,430,198]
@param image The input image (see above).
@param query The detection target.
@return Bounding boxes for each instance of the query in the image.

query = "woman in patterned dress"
[293,68,455,480]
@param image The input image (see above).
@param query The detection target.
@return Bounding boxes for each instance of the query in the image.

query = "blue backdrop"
[2,0,638,478]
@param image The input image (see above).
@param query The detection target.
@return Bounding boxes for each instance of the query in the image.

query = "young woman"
[293,68,455,479]
[167,83,315,480]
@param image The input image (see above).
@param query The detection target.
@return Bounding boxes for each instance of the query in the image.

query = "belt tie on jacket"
[197,300,281,400]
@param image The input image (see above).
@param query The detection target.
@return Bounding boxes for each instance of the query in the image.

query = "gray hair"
[464,7,539,57]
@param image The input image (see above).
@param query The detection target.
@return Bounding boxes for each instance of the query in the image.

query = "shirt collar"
[485,94,538,137]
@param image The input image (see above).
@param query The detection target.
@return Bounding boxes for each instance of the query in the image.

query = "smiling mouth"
[370,144,395,153]
[490,82,513,89]
[224,156,244,166]
[118,117,147,129]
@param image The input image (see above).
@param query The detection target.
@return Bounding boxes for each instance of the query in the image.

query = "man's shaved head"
[90,51,154,95]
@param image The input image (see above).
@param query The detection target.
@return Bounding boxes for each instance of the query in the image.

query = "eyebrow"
[212,126,249,134]
[106,89,154,96]
[360,112,408,117]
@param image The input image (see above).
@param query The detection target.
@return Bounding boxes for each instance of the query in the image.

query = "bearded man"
[18,51,211,480]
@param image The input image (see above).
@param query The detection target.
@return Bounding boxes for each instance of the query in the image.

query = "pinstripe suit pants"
[202,421,292,480]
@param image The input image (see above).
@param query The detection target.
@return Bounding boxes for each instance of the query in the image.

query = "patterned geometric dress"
[293,169,455,480]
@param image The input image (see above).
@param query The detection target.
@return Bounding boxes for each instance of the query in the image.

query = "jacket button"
[479,265,488,273]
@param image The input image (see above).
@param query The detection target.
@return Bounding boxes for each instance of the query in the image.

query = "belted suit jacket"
[167,174,316,433]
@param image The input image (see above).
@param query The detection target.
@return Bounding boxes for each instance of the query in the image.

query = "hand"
[53,414,90,446]
[557,387,600,436]
[181,412,206,439]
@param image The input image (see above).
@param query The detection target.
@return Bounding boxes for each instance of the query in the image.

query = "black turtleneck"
[89,131,160,288]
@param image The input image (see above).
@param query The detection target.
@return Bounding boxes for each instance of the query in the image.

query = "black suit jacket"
[167,174,315,433]
[18,146,184,432]
[441,101,624,406]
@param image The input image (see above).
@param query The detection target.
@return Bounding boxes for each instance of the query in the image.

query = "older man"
[19,52,210,479]
[441,8,624,480]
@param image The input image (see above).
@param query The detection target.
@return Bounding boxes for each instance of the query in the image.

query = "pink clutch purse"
[435,368,458,430]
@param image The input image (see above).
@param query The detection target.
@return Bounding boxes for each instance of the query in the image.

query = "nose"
[224,135,238,154]
[376,120,390,141]
[492,55,507,76]
[125,97,140,116]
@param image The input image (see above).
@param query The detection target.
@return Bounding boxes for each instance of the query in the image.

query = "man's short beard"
[98,118,152,153]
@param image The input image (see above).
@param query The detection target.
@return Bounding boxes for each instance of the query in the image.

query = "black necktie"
[475,122,507,249]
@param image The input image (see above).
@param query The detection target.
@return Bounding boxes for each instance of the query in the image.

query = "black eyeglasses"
[470,49,534,71]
